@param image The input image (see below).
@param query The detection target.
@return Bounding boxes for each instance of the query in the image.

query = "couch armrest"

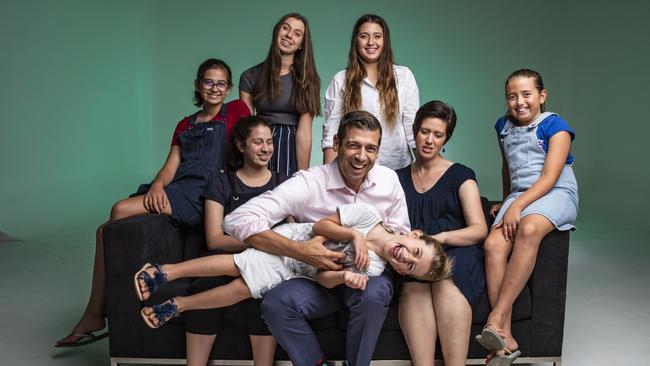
[527,229,570,356]
[104,214,186,357]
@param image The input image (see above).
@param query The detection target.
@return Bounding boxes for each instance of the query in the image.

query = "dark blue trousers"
[261,272,393,366]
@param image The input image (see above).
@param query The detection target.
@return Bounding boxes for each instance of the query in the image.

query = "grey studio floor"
[0,221,648,366]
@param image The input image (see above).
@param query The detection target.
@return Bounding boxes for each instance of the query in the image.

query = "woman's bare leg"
[431,279,471,366]
[399,282,436,366]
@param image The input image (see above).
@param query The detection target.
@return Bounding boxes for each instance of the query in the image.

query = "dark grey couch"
[104,199,568,365]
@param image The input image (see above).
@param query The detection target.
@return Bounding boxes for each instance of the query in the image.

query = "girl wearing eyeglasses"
[55,58,250,347]
[239,13,321,175]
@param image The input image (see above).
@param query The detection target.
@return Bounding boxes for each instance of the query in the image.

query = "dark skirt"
[270,124,297,176]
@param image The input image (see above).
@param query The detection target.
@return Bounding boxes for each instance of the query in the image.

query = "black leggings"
[184,275,271,336]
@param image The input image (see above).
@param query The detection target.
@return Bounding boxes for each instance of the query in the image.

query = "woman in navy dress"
[396,101,488,366]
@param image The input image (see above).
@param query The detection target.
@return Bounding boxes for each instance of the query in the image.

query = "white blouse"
[321,65,420,170]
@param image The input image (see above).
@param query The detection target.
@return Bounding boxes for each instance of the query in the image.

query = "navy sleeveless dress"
[396,163,485,306]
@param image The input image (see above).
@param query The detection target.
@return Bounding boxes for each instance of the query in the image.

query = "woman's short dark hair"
[413,100,457,143]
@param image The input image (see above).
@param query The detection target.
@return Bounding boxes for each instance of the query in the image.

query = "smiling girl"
[322,14,420,170]
[477,69,579,366]
[56,58,250,347]
[240,13,321,175]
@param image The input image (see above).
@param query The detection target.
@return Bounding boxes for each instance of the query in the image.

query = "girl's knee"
[484,234,509,257]
[111,198,143,220]
[516,220,546,243]
[232,279,252,298]
[110,200,128,219]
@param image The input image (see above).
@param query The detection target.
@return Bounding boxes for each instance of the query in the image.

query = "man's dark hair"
[336,110,383,147]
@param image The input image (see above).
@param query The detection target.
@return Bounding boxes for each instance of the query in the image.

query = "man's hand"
[299,235,346,270]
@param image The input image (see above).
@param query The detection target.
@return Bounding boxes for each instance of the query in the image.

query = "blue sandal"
[134,263,167,301]
[141,299,178,329]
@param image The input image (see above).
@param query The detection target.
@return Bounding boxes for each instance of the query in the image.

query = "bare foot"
[56,312,106,346]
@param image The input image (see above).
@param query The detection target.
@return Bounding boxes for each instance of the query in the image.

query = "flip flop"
[134,263,167,301]
[487,349,521,366]
[141,299,178,329]
[475,323,506,351]
[54,330,108,347]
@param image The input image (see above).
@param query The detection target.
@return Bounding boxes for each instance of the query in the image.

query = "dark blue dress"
[396,163,485,306]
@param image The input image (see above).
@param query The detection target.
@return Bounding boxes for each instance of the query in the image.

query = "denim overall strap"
[502,112,556,192]
[173,104,228,184]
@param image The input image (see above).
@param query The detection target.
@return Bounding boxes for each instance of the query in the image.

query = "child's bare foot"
[134,263,167,301]
[55,312,107,347]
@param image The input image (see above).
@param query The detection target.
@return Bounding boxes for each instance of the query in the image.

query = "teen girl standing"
[322,14,420,170]
[477,69,579,366]
[56,58,250,347]
[239,13,321,175]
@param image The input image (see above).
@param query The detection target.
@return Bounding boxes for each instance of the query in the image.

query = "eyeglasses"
[200,79,229,91]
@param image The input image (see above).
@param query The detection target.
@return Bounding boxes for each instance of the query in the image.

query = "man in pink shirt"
[224,110,410,366]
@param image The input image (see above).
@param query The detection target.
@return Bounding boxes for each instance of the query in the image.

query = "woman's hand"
[343,271,368,290]
[352,232,369,271]
[490,203,503,218]
[500,204,522,242]
[432,232,448,245]
[144,183,169,214]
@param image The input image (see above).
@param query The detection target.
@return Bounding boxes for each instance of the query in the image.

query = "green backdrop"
[1,0,648,240]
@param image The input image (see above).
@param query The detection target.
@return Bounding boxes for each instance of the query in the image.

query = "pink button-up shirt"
[224,162,411,241]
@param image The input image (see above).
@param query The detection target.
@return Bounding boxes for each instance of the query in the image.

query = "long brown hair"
[343,14,399,129]
[253,13,321,116]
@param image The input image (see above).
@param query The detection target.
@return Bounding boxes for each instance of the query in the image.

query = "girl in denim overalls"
[56,59,250,347]
[476,69,579,366]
